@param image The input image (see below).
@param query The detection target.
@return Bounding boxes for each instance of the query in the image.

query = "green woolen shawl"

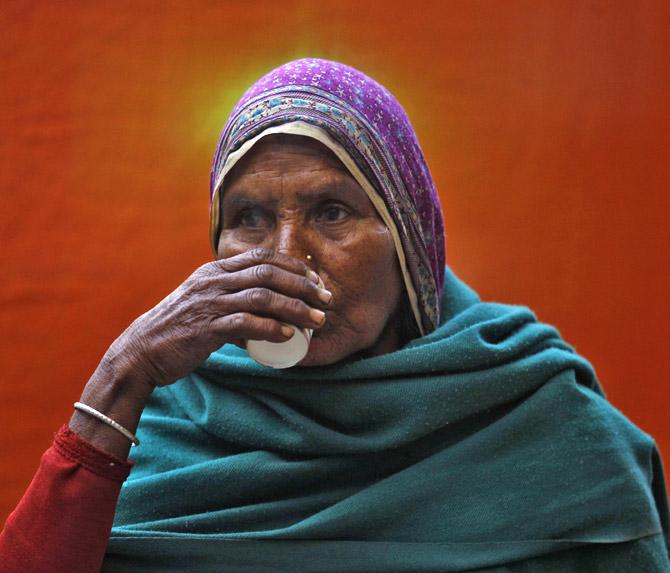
[105,268,670,572]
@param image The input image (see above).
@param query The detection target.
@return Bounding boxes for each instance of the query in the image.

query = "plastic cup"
[246,272,323,368]
[246,326,313,369]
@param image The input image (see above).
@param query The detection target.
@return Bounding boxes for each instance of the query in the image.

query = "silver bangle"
[73,402,140,446]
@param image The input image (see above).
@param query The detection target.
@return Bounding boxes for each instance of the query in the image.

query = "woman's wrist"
[69,351,155,459]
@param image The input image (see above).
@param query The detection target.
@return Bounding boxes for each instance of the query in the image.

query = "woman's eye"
[238,209,267,228]
[317,204,349,223]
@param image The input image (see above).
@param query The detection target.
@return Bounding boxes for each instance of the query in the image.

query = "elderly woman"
[1,59,668,572]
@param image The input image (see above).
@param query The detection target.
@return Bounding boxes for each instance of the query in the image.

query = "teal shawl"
[105,269,669,572]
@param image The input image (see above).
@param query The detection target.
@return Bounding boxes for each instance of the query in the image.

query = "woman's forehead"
[221,134,376,213]
[224,134,355,190]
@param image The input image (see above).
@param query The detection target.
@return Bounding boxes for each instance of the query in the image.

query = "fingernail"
[317,288,332,304]
[281,325,295,338]
[307,270,320,284]
[309,308,326,325]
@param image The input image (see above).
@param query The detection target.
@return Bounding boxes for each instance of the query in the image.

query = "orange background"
[1,1,669,524]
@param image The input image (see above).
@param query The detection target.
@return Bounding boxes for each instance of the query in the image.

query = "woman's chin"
[296,323,398,368]
[295,334,351,368]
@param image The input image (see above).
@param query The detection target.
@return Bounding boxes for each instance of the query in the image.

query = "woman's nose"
[273,221,310,260]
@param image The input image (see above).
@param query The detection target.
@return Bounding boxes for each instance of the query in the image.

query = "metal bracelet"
[73,402,140,446]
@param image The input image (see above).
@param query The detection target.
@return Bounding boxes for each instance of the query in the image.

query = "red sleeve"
[0,424,133,573]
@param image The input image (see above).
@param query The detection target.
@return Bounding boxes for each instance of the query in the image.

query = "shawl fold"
[105,268,669,571]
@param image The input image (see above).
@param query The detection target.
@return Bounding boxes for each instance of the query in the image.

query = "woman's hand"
[70,248,331,458]
[114,248,332,387]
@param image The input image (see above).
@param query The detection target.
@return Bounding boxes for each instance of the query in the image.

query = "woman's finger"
[199,263,332,309]
[215,288,327,330]
[210,312,298,343]
[215,248,320,284]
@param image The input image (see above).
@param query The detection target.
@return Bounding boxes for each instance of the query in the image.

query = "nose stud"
[305,254,313,261]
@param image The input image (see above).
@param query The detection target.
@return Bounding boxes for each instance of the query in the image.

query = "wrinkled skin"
[217,134,404,366]
[113,134,404,386]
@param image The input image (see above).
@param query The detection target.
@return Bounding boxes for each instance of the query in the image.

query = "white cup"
[246,326,312,369]
[246,273,323,369]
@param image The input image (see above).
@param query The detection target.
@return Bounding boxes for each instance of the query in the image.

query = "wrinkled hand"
[107,249,331,387]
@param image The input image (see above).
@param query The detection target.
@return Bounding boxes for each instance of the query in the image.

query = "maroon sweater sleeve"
[0,425,133,573]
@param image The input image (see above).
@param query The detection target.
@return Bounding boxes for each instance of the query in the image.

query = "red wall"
[2,1,669,523]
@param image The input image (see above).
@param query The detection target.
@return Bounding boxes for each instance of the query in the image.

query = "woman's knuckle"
[248,247,271,262]
[253,263,275,282]
[213,258,230,272]
[190,263,218,288]
[247,287,272,307]
[294,299,310,315]
[199,260,217,275]
[228,313,246,331]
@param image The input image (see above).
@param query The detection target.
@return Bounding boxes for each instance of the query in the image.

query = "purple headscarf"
[210,58,445,334]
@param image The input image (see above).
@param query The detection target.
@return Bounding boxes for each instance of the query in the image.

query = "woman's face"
[217,134,404,366]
